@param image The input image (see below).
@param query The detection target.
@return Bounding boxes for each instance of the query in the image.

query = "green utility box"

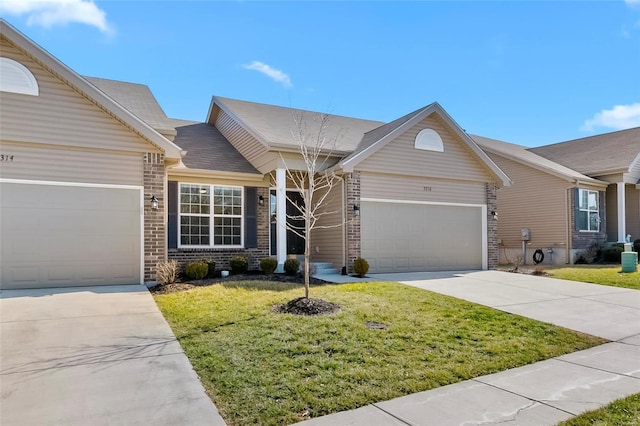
[621,252,638,273]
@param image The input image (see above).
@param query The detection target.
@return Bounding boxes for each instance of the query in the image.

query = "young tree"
[275,111,344,299]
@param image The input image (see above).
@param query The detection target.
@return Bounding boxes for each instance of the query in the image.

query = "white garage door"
[0,181,142,289]
[361,201,485,273]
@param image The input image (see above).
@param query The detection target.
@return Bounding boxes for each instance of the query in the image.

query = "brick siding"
[486,183,499,269]
[144,152,165,282]
[569,188,607,253]
[345,171,361,273]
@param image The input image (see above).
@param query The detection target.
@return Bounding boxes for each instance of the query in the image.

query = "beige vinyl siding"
[629,157,640,181]
[487,152,570,249]
[606,185,618,242]
[626,185,640,241]
[310,184,343,267]
[357,114,493,182]
[0,141,143,185]
[360,172,486,205]
[214,110,270,171]
[0,37,158,154]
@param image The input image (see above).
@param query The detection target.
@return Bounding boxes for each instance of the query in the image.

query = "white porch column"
[617,182,626,242]
[276,168,287,271]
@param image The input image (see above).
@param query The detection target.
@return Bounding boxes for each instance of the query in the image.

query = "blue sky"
[2,1,639,147]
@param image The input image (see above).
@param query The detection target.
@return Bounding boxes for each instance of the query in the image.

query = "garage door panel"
[361,201,483,273]
[1,182,141,289]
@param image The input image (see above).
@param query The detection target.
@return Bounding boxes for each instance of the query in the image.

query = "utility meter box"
[521,228,531,241]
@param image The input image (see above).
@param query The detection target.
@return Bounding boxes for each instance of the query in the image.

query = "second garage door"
[361,201,485,273]
[0,181,142,289]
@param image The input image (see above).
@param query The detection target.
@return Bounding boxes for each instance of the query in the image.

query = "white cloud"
[626,0,640,7]
[243,61,292,88]
[0,0,113,35]
[582,103,640,131]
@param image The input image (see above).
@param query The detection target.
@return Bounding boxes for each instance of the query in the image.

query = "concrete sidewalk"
[299,270,640,425]
[0,285,225,426]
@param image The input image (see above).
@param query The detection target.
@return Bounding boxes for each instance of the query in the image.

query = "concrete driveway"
[0,285,225,426]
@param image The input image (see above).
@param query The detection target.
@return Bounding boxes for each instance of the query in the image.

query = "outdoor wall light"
[353,204,360,216]
[258,195,265,206]
[150,195,159,210]
[491,211,498,220]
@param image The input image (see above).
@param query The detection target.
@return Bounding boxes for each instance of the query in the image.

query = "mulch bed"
[149,272,330,295]
[272,297,341,316]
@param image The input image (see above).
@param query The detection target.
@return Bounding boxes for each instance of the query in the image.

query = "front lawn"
[155,281,605,426]
[547,266,640,290]
[557,392,640,425]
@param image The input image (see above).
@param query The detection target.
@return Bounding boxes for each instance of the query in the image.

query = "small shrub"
[575,241,603,264]
[156,260,179,285]
[353,257,369,277]
[512,254,524,271]
[602,244,624,263]
[203,258,216,278]
[230,256,249,274]
[284,258,300,276]
[532,266,545,276]
[184,261,208,280]
[260,257,278,275]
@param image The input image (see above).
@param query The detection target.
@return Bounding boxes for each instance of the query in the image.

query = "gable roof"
[339,102,511,186]
[209,96,384,153]
[528,127,640,176]
[85,77,177,139]
[170,120,261,175]
[473,135,608,188]
[0,19,183,160]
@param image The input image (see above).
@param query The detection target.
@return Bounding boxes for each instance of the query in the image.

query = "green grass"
[557,393,640,425]
[547,266,640,290]
[155,281,605,426]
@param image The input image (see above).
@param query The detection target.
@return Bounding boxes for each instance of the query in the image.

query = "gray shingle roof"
[85,77,176,135]
[528,127,640,176]
[214,97,383,152]
[171,120,260,175]
[473,134,606,185]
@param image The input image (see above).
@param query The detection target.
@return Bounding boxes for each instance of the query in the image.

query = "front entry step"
[312,263,339,276]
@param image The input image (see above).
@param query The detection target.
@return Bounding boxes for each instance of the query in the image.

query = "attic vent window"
[0,57,39,96]
[415,128,444,152]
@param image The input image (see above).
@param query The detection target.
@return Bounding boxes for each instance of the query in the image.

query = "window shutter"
[573,188,580,231]
[168,181,178,249]
[245,187,258,248]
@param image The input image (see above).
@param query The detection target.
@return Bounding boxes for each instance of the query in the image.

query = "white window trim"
[0,57,39,96]
[577,189,600,233]
[178,183,244,249]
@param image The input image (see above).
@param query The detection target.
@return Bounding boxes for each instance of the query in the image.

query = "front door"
[270,190,305,256]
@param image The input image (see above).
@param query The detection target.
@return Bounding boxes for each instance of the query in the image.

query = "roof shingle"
[528,127,640,176]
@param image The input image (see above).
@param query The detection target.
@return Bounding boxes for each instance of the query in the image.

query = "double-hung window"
[179,184,243,247]
[576,189,600,232]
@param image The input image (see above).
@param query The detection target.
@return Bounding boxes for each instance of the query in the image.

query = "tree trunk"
[304,190,311,299]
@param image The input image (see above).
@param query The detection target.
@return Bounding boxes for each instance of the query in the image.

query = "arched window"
[0,57,39,96]
[415,128,444,152]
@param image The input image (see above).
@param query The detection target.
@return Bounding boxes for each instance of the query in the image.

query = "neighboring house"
[0,20,510,289]
[474,129,640,265]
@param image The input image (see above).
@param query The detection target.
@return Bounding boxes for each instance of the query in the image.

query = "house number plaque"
[423,186,432,192]
[0,154,15,162]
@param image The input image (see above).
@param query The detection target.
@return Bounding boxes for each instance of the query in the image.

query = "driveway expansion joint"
[555,357,640,380]
[370,403,414,426]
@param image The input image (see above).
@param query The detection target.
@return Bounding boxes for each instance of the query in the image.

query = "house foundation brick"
[144,152,166,282]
